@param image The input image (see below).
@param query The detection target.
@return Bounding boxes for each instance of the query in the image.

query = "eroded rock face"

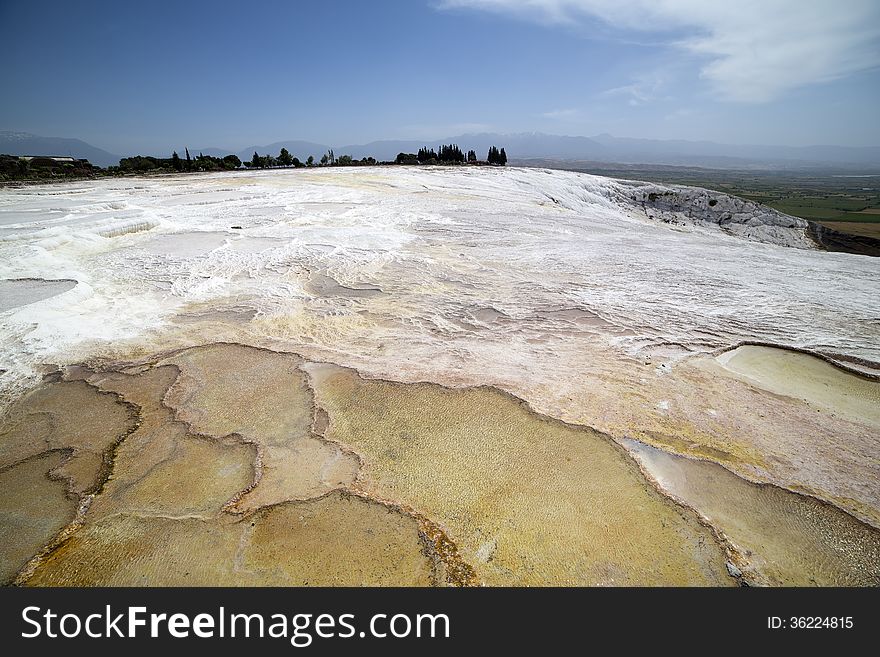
[806,222,880,257]
[619,182,816,249]
[614,181,880,255]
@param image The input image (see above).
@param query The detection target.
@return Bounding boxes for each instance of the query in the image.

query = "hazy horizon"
[2,0,879,154]
[9,128,880,160]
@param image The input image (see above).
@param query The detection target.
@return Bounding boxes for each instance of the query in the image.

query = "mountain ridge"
[4,130,879,170]
[0,131,122,167]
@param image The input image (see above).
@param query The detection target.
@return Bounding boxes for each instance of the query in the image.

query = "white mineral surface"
[1,166,878,524]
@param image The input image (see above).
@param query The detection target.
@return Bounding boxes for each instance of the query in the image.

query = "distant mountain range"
[0,131,122,167]
[205,132,880,170]
[4,130,880,171]
[587,133,880,169]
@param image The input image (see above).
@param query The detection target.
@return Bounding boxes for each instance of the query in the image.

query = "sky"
[1,0,879,154]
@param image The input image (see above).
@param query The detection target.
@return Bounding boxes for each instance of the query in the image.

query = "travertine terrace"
[1,167,878,585]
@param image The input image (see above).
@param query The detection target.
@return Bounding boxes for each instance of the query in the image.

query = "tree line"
[243,143,508,170]
[117,148,241,173]
[1,141,510,181]
[0,154,95,181]
[114,142,510,173]
[486,145,508,166]
[396,144,506,166]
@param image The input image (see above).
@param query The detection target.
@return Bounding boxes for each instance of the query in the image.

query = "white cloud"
[599,72,666,105]
[438,0,880,102]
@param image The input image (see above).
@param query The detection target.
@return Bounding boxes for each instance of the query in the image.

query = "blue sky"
[1,0,878,154]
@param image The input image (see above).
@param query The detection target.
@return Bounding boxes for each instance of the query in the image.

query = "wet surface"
[9,347,441,586]
[306,272,384,299]
[138,232,229,257]
[85,366,254,520]
[624,439,880,586]
[0,278,76,312]
[0,343,724,586]
[160,344,359,512]
[174,306,258,325]
[306,362,731,586]
[26,492,435,586]
[3,342,878,587]
[0,452,77,583]
[0,379,137,495]
[715,345,880,427]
